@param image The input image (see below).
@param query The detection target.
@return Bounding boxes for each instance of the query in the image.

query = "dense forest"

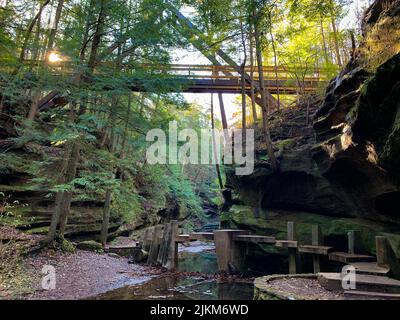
[1,0,400,301]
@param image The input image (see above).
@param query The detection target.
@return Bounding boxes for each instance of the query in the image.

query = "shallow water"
[95,276,254,300]
[95,242,254,300]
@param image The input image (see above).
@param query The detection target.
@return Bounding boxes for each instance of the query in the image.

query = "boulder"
[77,240,103,252]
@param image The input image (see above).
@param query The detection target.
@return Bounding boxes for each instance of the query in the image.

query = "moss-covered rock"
[76,240,103,252]
[381,109,400,175]
[353,53,400,147]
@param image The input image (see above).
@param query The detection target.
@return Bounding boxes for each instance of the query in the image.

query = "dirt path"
[24,250,157,300]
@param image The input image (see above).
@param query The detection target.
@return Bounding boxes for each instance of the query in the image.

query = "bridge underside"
[130,78,319,95]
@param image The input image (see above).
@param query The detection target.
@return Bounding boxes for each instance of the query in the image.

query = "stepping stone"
[344,290,400,300]
[351,262,390,276]
[189,232,214,241]
[234,235,276,244]
[299,245,332,255]
[318,273,400,293]
[275,240,298,248]
[176,234,190,243]
[328,252,376,263]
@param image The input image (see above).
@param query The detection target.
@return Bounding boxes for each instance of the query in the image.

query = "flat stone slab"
[328,252,376,263]
[254,274,344,300]
[189,232,214,241]
[105,244,140,257]
[299,245,332,255]
[106,244,139,249]
[234,235,276,244]
[351,262,390,276]
[175,234,190,243]
[275,240,298,248]
[344,290,400,300]
[318,273,400,293]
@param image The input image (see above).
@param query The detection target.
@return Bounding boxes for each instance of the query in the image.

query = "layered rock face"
[222,0,400,261]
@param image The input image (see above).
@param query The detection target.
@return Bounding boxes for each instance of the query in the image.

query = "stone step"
[105,244,140,257]
[351,262,390,276]
[234,235,276,244]
[298,245,332,255]
[275,240,298,248]
[328,252,376,263]
[189,232,214,241]
[318,273,400,294]
[175,234,190,243]
[344,290,400,300]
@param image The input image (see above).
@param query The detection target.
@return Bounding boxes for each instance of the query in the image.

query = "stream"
[94,242,254,300]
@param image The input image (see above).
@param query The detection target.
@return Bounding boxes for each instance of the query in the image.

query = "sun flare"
[48,52,62,63]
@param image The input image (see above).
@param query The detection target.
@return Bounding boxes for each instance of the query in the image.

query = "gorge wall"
[222,0,400,268]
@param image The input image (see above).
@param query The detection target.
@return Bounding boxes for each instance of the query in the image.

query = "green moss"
[381,115,400,168]
[0,185,33,193]
[59,237,76,253]
[0,152,32,174]
[275,138,297,151]
[25,226,49,235]
[354,53,400,147]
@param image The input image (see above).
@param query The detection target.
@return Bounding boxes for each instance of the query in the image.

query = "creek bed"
[94,241,254,300]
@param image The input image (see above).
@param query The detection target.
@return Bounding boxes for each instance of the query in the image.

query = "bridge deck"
[16,61,326,95]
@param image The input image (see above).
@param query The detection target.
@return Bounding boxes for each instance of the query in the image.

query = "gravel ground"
[266,277,344,300]
[24,250,155,300]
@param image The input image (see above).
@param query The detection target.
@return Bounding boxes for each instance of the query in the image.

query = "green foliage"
[167,166,204,221]
[0,193,29,227]
[0,0,355,241]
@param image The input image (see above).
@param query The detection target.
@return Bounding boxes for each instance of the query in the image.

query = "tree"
[251,0,279,171]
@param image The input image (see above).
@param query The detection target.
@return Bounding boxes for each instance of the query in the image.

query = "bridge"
[14,61,325,112]
[136,64,324,94]
[5,4,329,114]
[19,61,324,95]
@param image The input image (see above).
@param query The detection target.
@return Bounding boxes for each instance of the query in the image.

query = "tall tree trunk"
[217,94,228,131]
[330,17,342,67]
[27,4,44,121]
[100,188,112,247]
[31,12,42,64]
[47,190,64,244]
[254,15,279,172]
[46,144,72,244]
[350,30,356,60]
[217,93,231,144]
[239,18,247,139]
[211,94,224,190]
[88,0,107,72]
[19,0,51,63]
[100,34,124,247]
[320,19,330,65]
[58,142,80,235]
[100,96,118,247]
[249,31,258,124]
[268,11,280,111]
[46,0,65,57]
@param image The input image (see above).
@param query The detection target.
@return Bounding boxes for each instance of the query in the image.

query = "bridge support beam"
[214,229,250,274]
[287,222,298,274]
